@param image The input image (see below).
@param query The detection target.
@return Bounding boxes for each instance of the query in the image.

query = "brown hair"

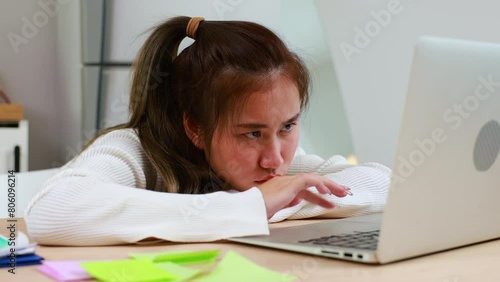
[84,16,310,194]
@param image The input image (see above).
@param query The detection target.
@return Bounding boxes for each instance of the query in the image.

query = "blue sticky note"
[0,254,44,268]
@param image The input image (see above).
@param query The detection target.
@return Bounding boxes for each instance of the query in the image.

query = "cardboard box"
[0,104,23,121]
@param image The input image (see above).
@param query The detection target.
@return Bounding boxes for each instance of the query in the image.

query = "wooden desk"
[1,218,500,282]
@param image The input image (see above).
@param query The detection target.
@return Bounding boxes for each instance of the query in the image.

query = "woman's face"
[209,76,301,191]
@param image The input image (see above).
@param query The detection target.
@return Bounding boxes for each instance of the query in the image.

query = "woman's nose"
[259,140,284,170]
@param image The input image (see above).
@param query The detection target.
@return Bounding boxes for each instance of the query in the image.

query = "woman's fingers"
[297,174,350,197]
[315,182,331,195]
[297,190,335,209]
[322,178,350,197]
[258,173,351,218]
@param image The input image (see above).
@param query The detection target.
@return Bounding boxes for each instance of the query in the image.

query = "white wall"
[280,0,354,158]
[52,0,82,168]
[0,0,80,170]
[316,0,500,166]
[0,0,351,170]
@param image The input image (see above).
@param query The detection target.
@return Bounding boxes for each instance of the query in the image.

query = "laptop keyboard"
[298,230,380,250]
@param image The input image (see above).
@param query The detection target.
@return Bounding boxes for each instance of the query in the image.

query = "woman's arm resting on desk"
[24,130,268,246]
[25,177,268,246]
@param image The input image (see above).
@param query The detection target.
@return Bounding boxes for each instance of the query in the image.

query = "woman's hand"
[256,173,350,219]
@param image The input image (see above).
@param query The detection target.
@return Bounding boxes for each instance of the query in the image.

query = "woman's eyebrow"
[235,113,301,129]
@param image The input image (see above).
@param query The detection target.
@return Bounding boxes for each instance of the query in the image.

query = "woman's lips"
[255,175,281,184]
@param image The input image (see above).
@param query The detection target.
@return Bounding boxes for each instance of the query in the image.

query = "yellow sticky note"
[130,249,219,265]
[194,251,297,282]
[155,261,202,282]
[81,258,178,282]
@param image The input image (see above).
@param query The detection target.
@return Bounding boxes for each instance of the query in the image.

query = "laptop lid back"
[377,36,500,264]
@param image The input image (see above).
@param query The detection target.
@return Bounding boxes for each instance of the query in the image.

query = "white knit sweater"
[25,129,391,246]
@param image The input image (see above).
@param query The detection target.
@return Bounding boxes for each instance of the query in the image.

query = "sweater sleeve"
[24,130,268,246]
[269,151,391,223]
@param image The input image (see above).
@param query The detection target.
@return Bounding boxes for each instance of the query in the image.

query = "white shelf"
[0,120,28,172]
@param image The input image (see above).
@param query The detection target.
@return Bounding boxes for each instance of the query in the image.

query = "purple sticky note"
[37,261,92,282]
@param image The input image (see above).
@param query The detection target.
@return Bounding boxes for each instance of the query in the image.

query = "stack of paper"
[0,231,43,268]
[38,249,297,282]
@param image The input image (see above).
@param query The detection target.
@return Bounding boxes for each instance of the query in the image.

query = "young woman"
[25,16,390,246]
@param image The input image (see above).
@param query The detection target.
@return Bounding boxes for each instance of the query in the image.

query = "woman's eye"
[244,131,261,139]
[281,123,295,132]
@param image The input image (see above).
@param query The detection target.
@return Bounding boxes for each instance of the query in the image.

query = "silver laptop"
[229,36,500,264]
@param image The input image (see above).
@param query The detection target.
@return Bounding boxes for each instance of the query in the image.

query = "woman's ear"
[183,113,205,150]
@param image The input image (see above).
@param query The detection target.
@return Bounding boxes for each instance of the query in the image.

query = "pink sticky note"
[37,261,92,282]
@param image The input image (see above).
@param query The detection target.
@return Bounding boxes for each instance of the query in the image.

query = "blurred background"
[1,0,499,172]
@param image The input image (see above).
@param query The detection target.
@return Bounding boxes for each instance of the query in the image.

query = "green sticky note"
[194,251,297,282]
[0,237,9,249]
[155,261,202,282]
[81,258,178,282]
[130,249,220,265]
